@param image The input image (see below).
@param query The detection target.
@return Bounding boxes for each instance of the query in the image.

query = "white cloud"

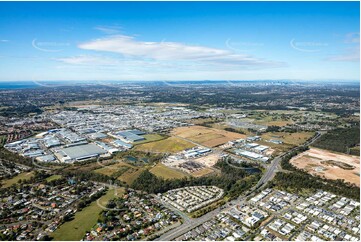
[0,39,9,42]
[327,46,360,62]
[327,33,360,62]
[55,55,118,65]
[94,26,122,35]
[344,32,360,44]
[78,35,283,68]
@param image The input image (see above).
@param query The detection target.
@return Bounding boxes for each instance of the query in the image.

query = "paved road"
[155,208,222,241]
[255,131,322,189]
[156,132,323,241]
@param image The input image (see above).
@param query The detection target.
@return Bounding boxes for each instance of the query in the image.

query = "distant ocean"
[0,81,39,89]
[0,80,358,89]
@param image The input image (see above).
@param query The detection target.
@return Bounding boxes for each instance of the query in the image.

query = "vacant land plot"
[133,133,166,145]
[1,171,34,188]
[290,148,360,186]
[51,188,124,241]
[117,167,145,185]
[191,167,215,177]
[150,163,189,179]
[94,161,133,177]
[189,118,217,125]
[134,136,195,153]
[262,131,314,146]
[253,115,293,127]
[172,125,245,147]
[94,161,144,185]
[194,153,221,167]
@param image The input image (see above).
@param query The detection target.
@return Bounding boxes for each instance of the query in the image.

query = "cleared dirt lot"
[290,148,360,186]
[172,125,245,147]
[194,153,221,167]
[191,167,215,177]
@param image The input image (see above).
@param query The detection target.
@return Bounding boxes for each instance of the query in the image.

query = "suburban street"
[156,131,323,241]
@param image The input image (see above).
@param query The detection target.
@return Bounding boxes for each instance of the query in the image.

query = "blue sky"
[0,1,359,81]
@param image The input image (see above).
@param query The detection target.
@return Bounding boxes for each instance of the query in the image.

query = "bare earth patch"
[191,167,215,177]
[290,148,360,186]
[194,153,221,167]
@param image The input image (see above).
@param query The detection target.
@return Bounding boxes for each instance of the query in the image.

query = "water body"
[0,81,39,89]
[125,156,137,162]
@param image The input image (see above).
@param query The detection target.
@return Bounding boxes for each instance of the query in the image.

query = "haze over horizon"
[0,1,359,81]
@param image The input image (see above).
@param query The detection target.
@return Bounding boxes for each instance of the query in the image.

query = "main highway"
[156,131,323,241]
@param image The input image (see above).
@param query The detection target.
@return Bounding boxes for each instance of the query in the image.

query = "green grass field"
[133,133,167,145]
[93,161,133,176]
[117,167,145,185]
[51,188,124,241]
[261,131,315,146]
[1,171,34,188]
[134,136,195,153]
[150,163,189,179]
[45,175,62,182]
[94,160,146,185]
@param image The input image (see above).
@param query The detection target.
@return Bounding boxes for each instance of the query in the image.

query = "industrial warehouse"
[4,128,138,163]
[54,143,108,163]
[109,130,146,143]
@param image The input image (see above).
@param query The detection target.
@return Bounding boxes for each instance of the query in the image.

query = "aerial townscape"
[0,1,360,242]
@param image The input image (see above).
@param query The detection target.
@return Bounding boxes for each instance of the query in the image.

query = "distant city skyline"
[0,1,359,81]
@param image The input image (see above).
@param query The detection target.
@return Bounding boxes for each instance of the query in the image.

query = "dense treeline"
[131,159,260,199]
[0,147,34,167]
[273,145,360,200]
[313,126,360,154]
[280,146,310,170]
[270,172,360,200]
[0,104,43,117]
[114,150,165,164]
[77,187,108,210]
[266,125,281,132]
[59,169,125,187]
[224,127,245,134]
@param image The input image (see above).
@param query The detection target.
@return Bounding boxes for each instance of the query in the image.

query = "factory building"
[55,143,107,163]
[113,139,133,149]
[110,129,146,143]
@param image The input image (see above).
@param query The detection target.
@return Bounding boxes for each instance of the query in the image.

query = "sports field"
[172,125,245,147]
